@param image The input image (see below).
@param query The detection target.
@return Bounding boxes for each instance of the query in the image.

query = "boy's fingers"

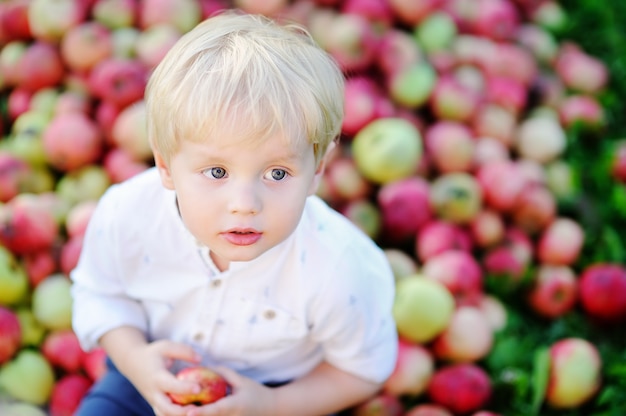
[157,340,203,363]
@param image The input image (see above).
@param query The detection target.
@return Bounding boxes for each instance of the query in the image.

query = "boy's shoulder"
[101,167,166,206]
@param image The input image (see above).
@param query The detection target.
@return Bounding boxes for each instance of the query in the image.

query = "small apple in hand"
[168,366,231,406]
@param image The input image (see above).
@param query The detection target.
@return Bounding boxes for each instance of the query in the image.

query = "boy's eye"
[268,169,287,181]
[207,167,226,179]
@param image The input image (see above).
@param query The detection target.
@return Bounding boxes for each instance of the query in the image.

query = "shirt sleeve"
[70,185,148,352]
[307,244,398,384]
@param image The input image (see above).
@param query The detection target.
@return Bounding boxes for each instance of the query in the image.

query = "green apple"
[0,246,29,307]
[351,117,423,185]
[31,274,73,331]
[388,62,437,109]
[16,308,47,347]
[429,172,483,224]
[0,401,48,416]
[393,274,455,344]
[55,164,111,207]
[0,350,55,406]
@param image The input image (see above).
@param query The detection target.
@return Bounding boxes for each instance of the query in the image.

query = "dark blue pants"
[75,358,154,416]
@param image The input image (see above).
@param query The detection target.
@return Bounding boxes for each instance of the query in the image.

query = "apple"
[0,193,59,256]
[404,404,453,416]
[0,401,48,416]
[0,306,21,365]
[60,234,84,276]
[536,217,585,266]
[31,274,74,331]
[476,160,528,213]
[514,115,566,164]
[546,338,602,409]
[16,307,47,347]
[383,338,434,397]
[92,0,138,29]
[324,12,379,74]
[526,265,578,319]
[424,120,475,173]
[471,104,517,149]
[415,11,458,54]
[377,176,432,244]
[429,172,483,224]
[103,147,150,184]
[471,0,520,41]
[351,392,404,416]
[6,87,33,120]
[60,21,114,73]
[516,23,559,65]
[340,0,395,29]
[168,366,231,406]
[135,24,182,70]
[111,26,141,59]
[65,200,98,239]
[233,0,289,16]
[0,0,32,42]
[422,249,483,305]
[432,306,494,363]
[544,160,578,202]
[27,0,88,43]
[48,373,93,416]
[429,74,482,122]
[472,136,510,168]
[485,76,527,115]
[55,164,112,207]
[0,150,32,203]
[351,117,423,185]
[15,41,65,93]
[510,183,556,235]
[7,109,50,167]
[82,347,108,382]
[139,0,202,34]
[340,199,381,240]
[578,263,626,323]
[325,156,373,202]
[611,140,626,184]
[111,100,153,162]
[42,112,104,172]
[0,40,28,89]
[469,209,505,248]
[392,275,455,343]
[0,349,56,405]
[384,248,418,282]
[387,61,437,109]
[428,363,492,415]
[558,94,606,131]
[387,0,444,26]
[342,76,385,137]
[375,28,423,78]
[476,294,508,332]
[415,219,472,262]
[22,249,58,288]
[88,57,148,109]
[554,42,608,94]
[42,329,87,374]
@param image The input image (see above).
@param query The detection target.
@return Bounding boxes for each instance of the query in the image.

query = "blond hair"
[145,10,345,166]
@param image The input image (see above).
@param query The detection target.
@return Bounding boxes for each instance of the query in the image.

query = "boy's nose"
[228,183,261,214]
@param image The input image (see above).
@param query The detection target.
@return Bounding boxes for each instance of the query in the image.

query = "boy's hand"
[121,339,205,416]
[183,366,279,416]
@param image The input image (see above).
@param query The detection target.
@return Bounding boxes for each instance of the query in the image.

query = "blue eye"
[269,169,286,181]
[208,167,226,179]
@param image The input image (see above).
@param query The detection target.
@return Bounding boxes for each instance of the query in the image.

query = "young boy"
[71,10,398,416]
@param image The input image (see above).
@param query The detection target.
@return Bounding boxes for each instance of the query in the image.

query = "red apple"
[536,217,585,266]
[340,199,381,240]
[471,104,517,149]
[60,234,84,276]
[103,147,150,183]
[60,21,114,73]
[0,306,21,365]
[546,338,602,409]
[383,338,435,397]
[527,265,578,319]
[324,12,379,74]
[387,0,444,26]
[554,42,608,94]
[0,0,32,42]
[476,160,529,213]
[48,373,93,416]
[135,24,182,70]
[233,0,288,16]
[476,294,508,332]
[432,306,494,363]
[22,249,58,289]
[511,183,557,235]
[558,94,606,131]
[82,347,108,382]
[15,41,65,92]
[416,219,472,262]
[42,112,104,172]
[485,76,527,115]
[469,209,505,248]
[429,74,482,123]
[111,100,152,162]
[0,151,32,203]
[42,329,87,374]
[168,366,231,406]
[88,57,148,109]
[139,0,202,33]
[65,200,98,239]
[428,363,492,415]
[377,176,432,244]
[326,157,373,202]
[342,76,385,137]
[471,0,520,41]
[0,193,59,256]
[578,263,626,323]
[375,28,423,77]
[471,135,510,168]
[422,249,483,305]
[425,120,475,173]
[340,0,395,29]
[92,0,138,29]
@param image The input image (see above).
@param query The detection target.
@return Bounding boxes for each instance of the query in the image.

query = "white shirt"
[71,167,398,384]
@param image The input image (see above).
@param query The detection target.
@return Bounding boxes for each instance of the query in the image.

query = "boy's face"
[155,133,323,271]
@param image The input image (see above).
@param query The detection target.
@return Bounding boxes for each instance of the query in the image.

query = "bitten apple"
[168,366,231,406]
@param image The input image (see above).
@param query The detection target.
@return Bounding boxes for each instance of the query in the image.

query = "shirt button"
[212,279,222,288]
[193,332,204,342]
[264,309,276,320]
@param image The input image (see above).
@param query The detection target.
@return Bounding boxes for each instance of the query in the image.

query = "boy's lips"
[221,228,262,246]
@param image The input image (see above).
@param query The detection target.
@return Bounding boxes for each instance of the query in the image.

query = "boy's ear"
[154,151,175,190]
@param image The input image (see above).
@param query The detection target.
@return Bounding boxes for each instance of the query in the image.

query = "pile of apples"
[0,0,625,415]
